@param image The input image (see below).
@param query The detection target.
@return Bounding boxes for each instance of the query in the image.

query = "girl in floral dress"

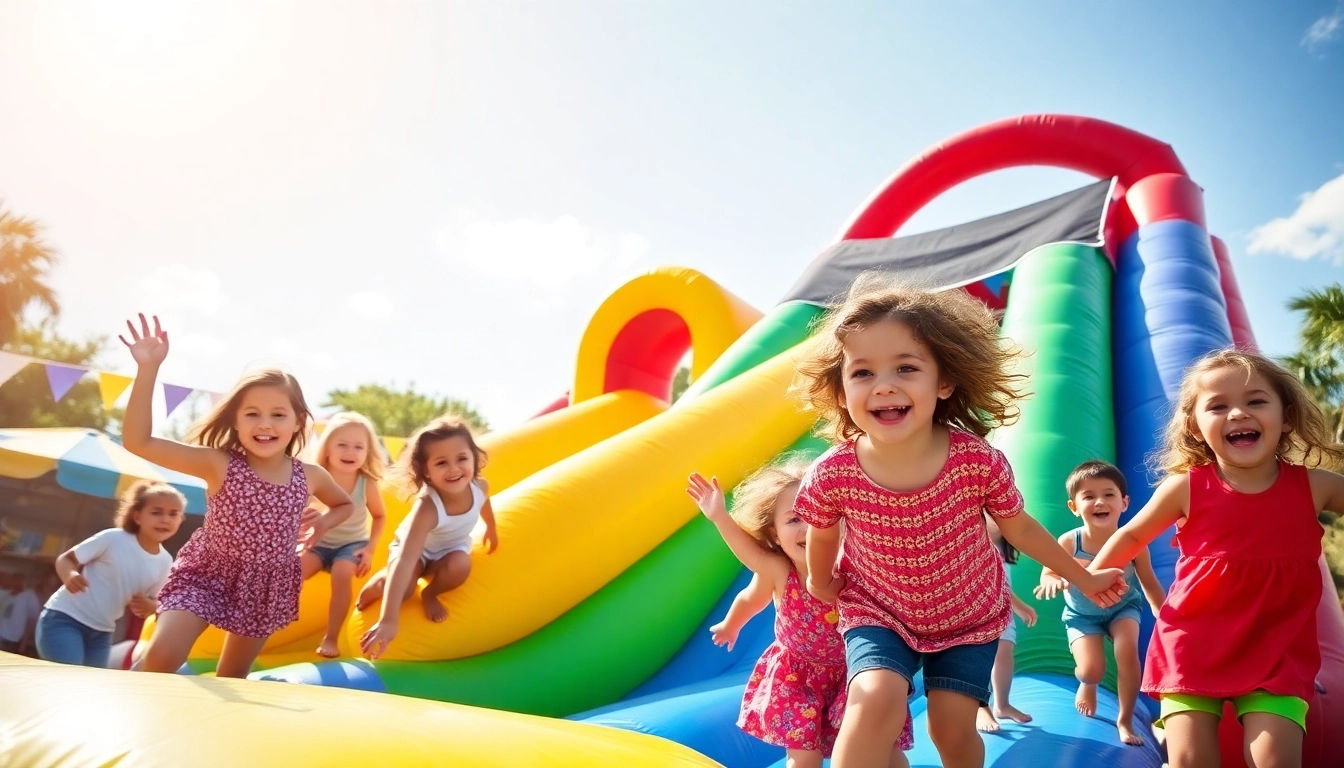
[118,314,354,678]
[687,462,912,768]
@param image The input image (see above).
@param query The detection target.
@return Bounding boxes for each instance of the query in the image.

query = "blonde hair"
[795,275,1027,442]
[188,369,313,456]
[730,460,810,555]
[311,412,386,481]
[115,481,186,533]
[1155,347,1344,476]
[389,416,488,499]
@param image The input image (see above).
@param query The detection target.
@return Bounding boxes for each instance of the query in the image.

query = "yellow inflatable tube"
[0,654,720,767]
[348,346,815,660]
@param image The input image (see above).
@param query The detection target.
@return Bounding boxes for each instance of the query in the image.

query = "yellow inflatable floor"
[0,654,721,767]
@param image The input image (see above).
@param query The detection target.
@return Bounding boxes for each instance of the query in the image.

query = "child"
[792,278,1130,768]
[687,461,912,768]
[1089,348,1344,767]
[36,481,185,667]
[358,417,498,659]
[118,314,355,678]
[1034,460,1165,745]
[975,513,1038,734]
[301,411,388,658]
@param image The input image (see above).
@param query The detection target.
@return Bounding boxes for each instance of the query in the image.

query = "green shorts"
[1157,691,1308,731]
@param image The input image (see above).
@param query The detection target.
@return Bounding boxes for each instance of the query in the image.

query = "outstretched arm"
[1134,547,1167,614]
[118,314,227,491]
[1033,531,1074,600]
[687,473,789,588]
[300,464,354,550]
[1091,474,1188,572]
[710,573,774,652]
[997,512,1127,605]
[360,499,436,658]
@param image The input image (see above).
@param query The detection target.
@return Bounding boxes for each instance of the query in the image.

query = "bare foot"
[1117,721,1143,746]
[421,592,448,622]
[356,577,384,611]
[993,704,1033,724]
[1075,683,1097,717]
[976,706,1000,733]
[316,638,340,658]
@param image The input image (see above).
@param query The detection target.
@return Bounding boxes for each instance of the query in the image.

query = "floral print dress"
[738,569,914,756]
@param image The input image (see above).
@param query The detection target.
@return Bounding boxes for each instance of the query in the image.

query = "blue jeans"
[36,609,112,668]
[844,625,999,704]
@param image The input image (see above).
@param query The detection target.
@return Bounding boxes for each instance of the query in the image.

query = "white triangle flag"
[0,351,31,387]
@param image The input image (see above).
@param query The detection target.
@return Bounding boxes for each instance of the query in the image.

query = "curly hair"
[1155,347,1344,476]
[794,274,1028,442]
[730,459,810,555]
[188,368,313,456]
[389,416,488,499]
[114,480,187,533]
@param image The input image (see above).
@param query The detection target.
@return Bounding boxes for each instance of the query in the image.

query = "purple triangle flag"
[163,384,195,417]
[44,363,87,403]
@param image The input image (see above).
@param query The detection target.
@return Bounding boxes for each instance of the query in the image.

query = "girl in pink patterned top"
[792,279,1129,768]
[687,461,911,768]
[118,314,354,678]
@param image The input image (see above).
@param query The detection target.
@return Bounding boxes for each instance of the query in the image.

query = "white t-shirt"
[44,529,174,633]
[0,588,42,642]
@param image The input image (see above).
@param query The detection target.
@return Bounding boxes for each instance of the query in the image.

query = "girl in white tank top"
[358,418,498,659]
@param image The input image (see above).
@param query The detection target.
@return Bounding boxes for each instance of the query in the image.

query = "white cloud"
[137,263,228,315]
[1247,172,1344,263]
[345,290,395,321]
[434,210,651,308]
[1303,8,1343,51]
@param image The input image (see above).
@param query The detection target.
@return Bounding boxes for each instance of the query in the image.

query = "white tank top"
[392,481,484,560]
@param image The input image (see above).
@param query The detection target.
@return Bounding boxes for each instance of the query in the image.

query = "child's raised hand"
[1080,568,1129,608]
[118,314,169,366]
[360,620,398,659]
[709,619,740,652]
[1033,573,1068,600]
[687,473,729,521]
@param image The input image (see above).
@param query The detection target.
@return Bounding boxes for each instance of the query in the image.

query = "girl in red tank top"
[1090,348,1344,768]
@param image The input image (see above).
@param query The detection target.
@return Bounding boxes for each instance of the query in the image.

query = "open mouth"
[254,435,278,444]
[1091,511,1111,521]
[1226,430,1260,448]
[870,406,911,425]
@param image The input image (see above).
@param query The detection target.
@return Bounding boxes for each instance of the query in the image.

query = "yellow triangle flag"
[383,437,406,461]
[98,373,133,410]
[314,422,327,436]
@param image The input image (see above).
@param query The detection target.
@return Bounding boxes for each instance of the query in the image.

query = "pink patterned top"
[794,429,1022,652]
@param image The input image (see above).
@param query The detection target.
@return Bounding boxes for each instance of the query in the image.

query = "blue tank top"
[1063,528,1141,616]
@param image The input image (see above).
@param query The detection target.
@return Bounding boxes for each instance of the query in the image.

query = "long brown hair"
[389,416,489,498]
[795,274,1028,442]
[1155,347,1344,475]
[115,481,186,533]
[187,369,313,456]
[731,460,810,555]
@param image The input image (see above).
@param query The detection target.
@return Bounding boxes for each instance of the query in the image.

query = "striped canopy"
[0,428,207,514]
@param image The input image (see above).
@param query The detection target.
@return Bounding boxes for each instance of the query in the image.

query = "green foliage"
[671,366,691,403]
[0,204,60,346]
[1,321,120,431]
[324,383,490,437]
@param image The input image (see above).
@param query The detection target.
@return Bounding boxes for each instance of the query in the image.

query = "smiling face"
[323,423,370,476]
[1068,477,1129,533]
[769,483,806,565]
[839,318,955,444]
[422,435,477,497]
[1190,366,1287,471]
[233,385,301,458]
[134,493,185,545]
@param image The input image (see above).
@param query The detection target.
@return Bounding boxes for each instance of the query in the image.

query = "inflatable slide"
[5,115,1341,768]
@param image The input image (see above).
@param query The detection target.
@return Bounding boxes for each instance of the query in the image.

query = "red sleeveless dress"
[1142,462,1323,701]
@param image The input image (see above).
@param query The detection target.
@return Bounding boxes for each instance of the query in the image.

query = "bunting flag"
[0,351,30,387]
[383,437,406,461]
[313,423,326,437]
[98,373,133,410]
[44,363,87,403]
[163,384,195,418]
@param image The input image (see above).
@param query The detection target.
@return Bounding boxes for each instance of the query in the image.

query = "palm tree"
[0,205,60,345]
[1285,285,1344,442]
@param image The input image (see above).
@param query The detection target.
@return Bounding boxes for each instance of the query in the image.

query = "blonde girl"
[1090,348,1344,768]
[37,481,185,667]
[301,412,388,658]
[792,277,1128,768]
[119,314,354,678]
[358,417,497,659]
[688,461,912,768]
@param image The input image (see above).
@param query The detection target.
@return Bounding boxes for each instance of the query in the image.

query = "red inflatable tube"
[603,308,691,402]
[1210,236,1257,351]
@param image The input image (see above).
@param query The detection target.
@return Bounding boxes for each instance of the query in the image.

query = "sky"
[1,2,1342,432]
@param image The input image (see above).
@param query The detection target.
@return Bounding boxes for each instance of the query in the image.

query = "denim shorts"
[844,625,999,704]
[309,540,368,571]
[1062,601,1142,646]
